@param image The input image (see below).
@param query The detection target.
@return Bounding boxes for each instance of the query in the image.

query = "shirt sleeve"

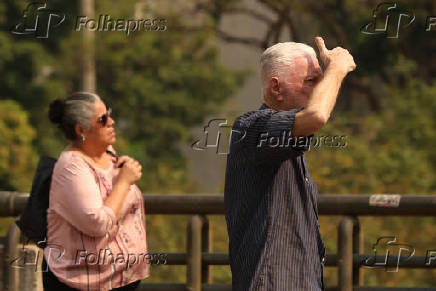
[237,108,313,162]
[50,157,116,237]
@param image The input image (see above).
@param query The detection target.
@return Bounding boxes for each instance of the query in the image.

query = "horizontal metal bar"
[325,254,436,269]
[144,194,223,214]
[356,254,436,269]
[160,253,436,269]
[202,284,232,291]
[137,283,436,291]
[136,285,436,291]
[134,194,436,215]
[165,253,186,265]
[1,192,435,216]
[137,283,233,291]
[0,192,30,216]
[354,288,436,291]
[164,253,229,265]
[137,283,186,291]
[318,195,436,216]
[203,253,229,265]
[323,287,436,291]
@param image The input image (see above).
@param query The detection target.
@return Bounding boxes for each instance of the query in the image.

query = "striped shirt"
[224,103,326,291]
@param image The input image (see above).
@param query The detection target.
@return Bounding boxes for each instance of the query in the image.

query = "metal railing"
[0,192,435,291]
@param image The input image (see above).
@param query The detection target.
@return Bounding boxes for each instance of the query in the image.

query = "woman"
[44,92,150,290]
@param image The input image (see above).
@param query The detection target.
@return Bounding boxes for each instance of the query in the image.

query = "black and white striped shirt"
[224,103,326,290]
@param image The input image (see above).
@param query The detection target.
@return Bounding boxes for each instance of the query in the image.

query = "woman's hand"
[116,156,142,185]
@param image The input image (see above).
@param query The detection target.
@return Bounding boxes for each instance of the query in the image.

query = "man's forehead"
[295,53,318,66]
[291,54,319,75]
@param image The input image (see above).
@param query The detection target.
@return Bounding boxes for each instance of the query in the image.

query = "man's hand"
[315,36,356,75]
[292,37,356,137]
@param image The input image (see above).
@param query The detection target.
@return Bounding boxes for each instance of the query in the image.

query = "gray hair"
[260,42,316,99]
[48,92,101,141]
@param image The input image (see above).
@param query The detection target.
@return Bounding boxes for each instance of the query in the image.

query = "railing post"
[351,215,363,286]
[338,216,353,291]
[187,215,204,291]
[201,216,212,284]
[3,223,21,291]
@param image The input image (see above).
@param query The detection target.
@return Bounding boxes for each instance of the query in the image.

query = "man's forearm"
[306,65,347,123]
[292,66,347,137]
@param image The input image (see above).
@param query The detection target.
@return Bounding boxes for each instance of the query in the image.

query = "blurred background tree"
[0,100,37,191]
[184,0,436,286]
[0,0,245,192]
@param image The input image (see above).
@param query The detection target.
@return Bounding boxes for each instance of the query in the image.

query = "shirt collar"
[259,103,270,110]
[259,103,305,112]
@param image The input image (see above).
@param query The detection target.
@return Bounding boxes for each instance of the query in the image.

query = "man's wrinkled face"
[279,53,323,109]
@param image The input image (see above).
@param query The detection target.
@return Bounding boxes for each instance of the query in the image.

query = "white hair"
[260,42,316,100]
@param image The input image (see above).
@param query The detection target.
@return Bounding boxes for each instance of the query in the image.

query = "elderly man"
[224,36,356,290]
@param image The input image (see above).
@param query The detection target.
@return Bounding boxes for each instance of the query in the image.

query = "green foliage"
[0,99,38,191]
[306,57,436,286]
[308,57,436,194]
[90,1,245,191]
[1,0,245,284]
[1,0,245,192]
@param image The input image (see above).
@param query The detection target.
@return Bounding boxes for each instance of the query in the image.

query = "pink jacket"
[44,148,150,290]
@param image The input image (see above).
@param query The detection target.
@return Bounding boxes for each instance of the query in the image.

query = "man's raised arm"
[292,36,356,137]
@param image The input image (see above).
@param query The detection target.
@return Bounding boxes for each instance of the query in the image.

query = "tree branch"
[223,8,275,25]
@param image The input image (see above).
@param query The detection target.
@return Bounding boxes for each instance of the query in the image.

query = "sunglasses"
[97,107,112,126]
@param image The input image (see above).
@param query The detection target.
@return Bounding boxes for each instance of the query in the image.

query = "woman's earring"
[82,135,86,143]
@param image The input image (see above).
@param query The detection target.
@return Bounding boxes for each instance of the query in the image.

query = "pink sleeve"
[50,157,116,237]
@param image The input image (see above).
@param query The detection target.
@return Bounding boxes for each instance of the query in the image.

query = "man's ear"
[269,77,283,101]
